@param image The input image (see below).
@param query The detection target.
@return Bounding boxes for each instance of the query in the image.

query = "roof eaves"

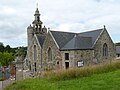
[60,48,93,51]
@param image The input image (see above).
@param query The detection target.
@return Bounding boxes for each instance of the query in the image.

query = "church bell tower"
[27,6,47,47]
[32,8,43,34]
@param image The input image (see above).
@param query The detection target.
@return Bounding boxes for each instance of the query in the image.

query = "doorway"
[65,62,69,69]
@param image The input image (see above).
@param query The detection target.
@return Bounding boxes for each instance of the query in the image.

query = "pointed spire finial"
[34,3,40,16]
[36,3,38,9]
[103,25,106,29]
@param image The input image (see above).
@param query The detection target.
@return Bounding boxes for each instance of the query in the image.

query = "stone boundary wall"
[0,80,15,90]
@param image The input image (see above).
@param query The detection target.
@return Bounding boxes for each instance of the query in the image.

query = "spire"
[103,25,106,30]
[34,7,40,16]
[36,3,38,8]
[104,25,105,28]
[32,5,43,34]
[32,5,42,25]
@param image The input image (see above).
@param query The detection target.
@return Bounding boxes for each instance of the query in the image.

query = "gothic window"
[48,48,52,61]
[103,43,108,57]
[65,53,69,60]
[34,45,37,60]
[34,62,37,72]
[29,61,31,70]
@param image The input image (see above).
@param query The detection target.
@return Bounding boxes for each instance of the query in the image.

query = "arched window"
[34,62,37,72]
[34,45,37,60]
[29,61,31,70]
[103,43,108,57]
[48,48,52,61]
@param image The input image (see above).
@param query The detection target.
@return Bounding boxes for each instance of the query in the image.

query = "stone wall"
[61,51,74,69]
[0,80,15,90]
[61,50,94,69]
[94,29,116,63]
[74,50,94,67]
[42,31,62,70]
[27,35,42,72]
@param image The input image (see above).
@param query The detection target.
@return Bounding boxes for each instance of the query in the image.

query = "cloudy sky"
[0,0,120,47]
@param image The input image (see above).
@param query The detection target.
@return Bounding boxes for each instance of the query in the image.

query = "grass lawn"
[5,69,120,90]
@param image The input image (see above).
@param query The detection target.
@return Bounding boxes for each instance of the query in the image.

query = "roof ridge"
[50,30,77,34]
[76,34,92,38]
[79,28,103,34]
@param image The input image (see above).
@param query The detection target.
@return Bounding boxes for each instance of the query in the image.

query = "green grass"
[5,69,120,90]
[5,61,120,90]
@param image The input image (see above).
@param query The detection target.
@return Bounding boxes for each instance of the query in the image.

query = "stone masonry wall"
[42,31,62,70]
[61,51,74,69]
[94,29,116,63]
[74,50,94,67]
[61,50,94,69]
[27,36,42,72]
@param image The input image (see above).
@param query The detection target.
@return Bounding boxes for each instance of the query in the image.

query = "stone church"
[26,8,115,72]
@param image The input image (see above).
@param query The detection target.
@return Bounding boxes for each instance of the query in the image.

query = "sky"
[0,0,120,47]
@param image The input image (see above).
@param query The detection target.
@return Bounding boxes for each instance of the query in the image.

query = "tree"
[5,45,11,52]
[0,52,15,66]
[0,42,5,52]
[16,47,27,57]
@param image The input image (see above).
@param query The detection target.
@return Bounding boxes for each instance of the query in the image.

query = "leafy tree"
[0,42,5,52]
[0,42,27,66]
[0,52,15,66]
[5,45,11,52]
[16,47,27,57]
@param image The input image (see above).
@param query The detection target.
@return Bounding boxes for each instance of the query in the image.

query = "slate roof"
[50,29,103,50]
[36,34,46,47]
[78,29,103,45]
[61,35,92,50]
[116,46,120,54]
[50,31,76,48]
[36,28,104,50]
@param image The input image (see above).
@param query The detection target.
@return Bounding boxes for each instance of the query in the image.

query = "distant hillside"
[115,42,120,46]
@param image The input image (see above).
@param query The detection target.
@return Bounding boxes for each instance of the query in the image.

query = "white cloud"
[0,0,120,47]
